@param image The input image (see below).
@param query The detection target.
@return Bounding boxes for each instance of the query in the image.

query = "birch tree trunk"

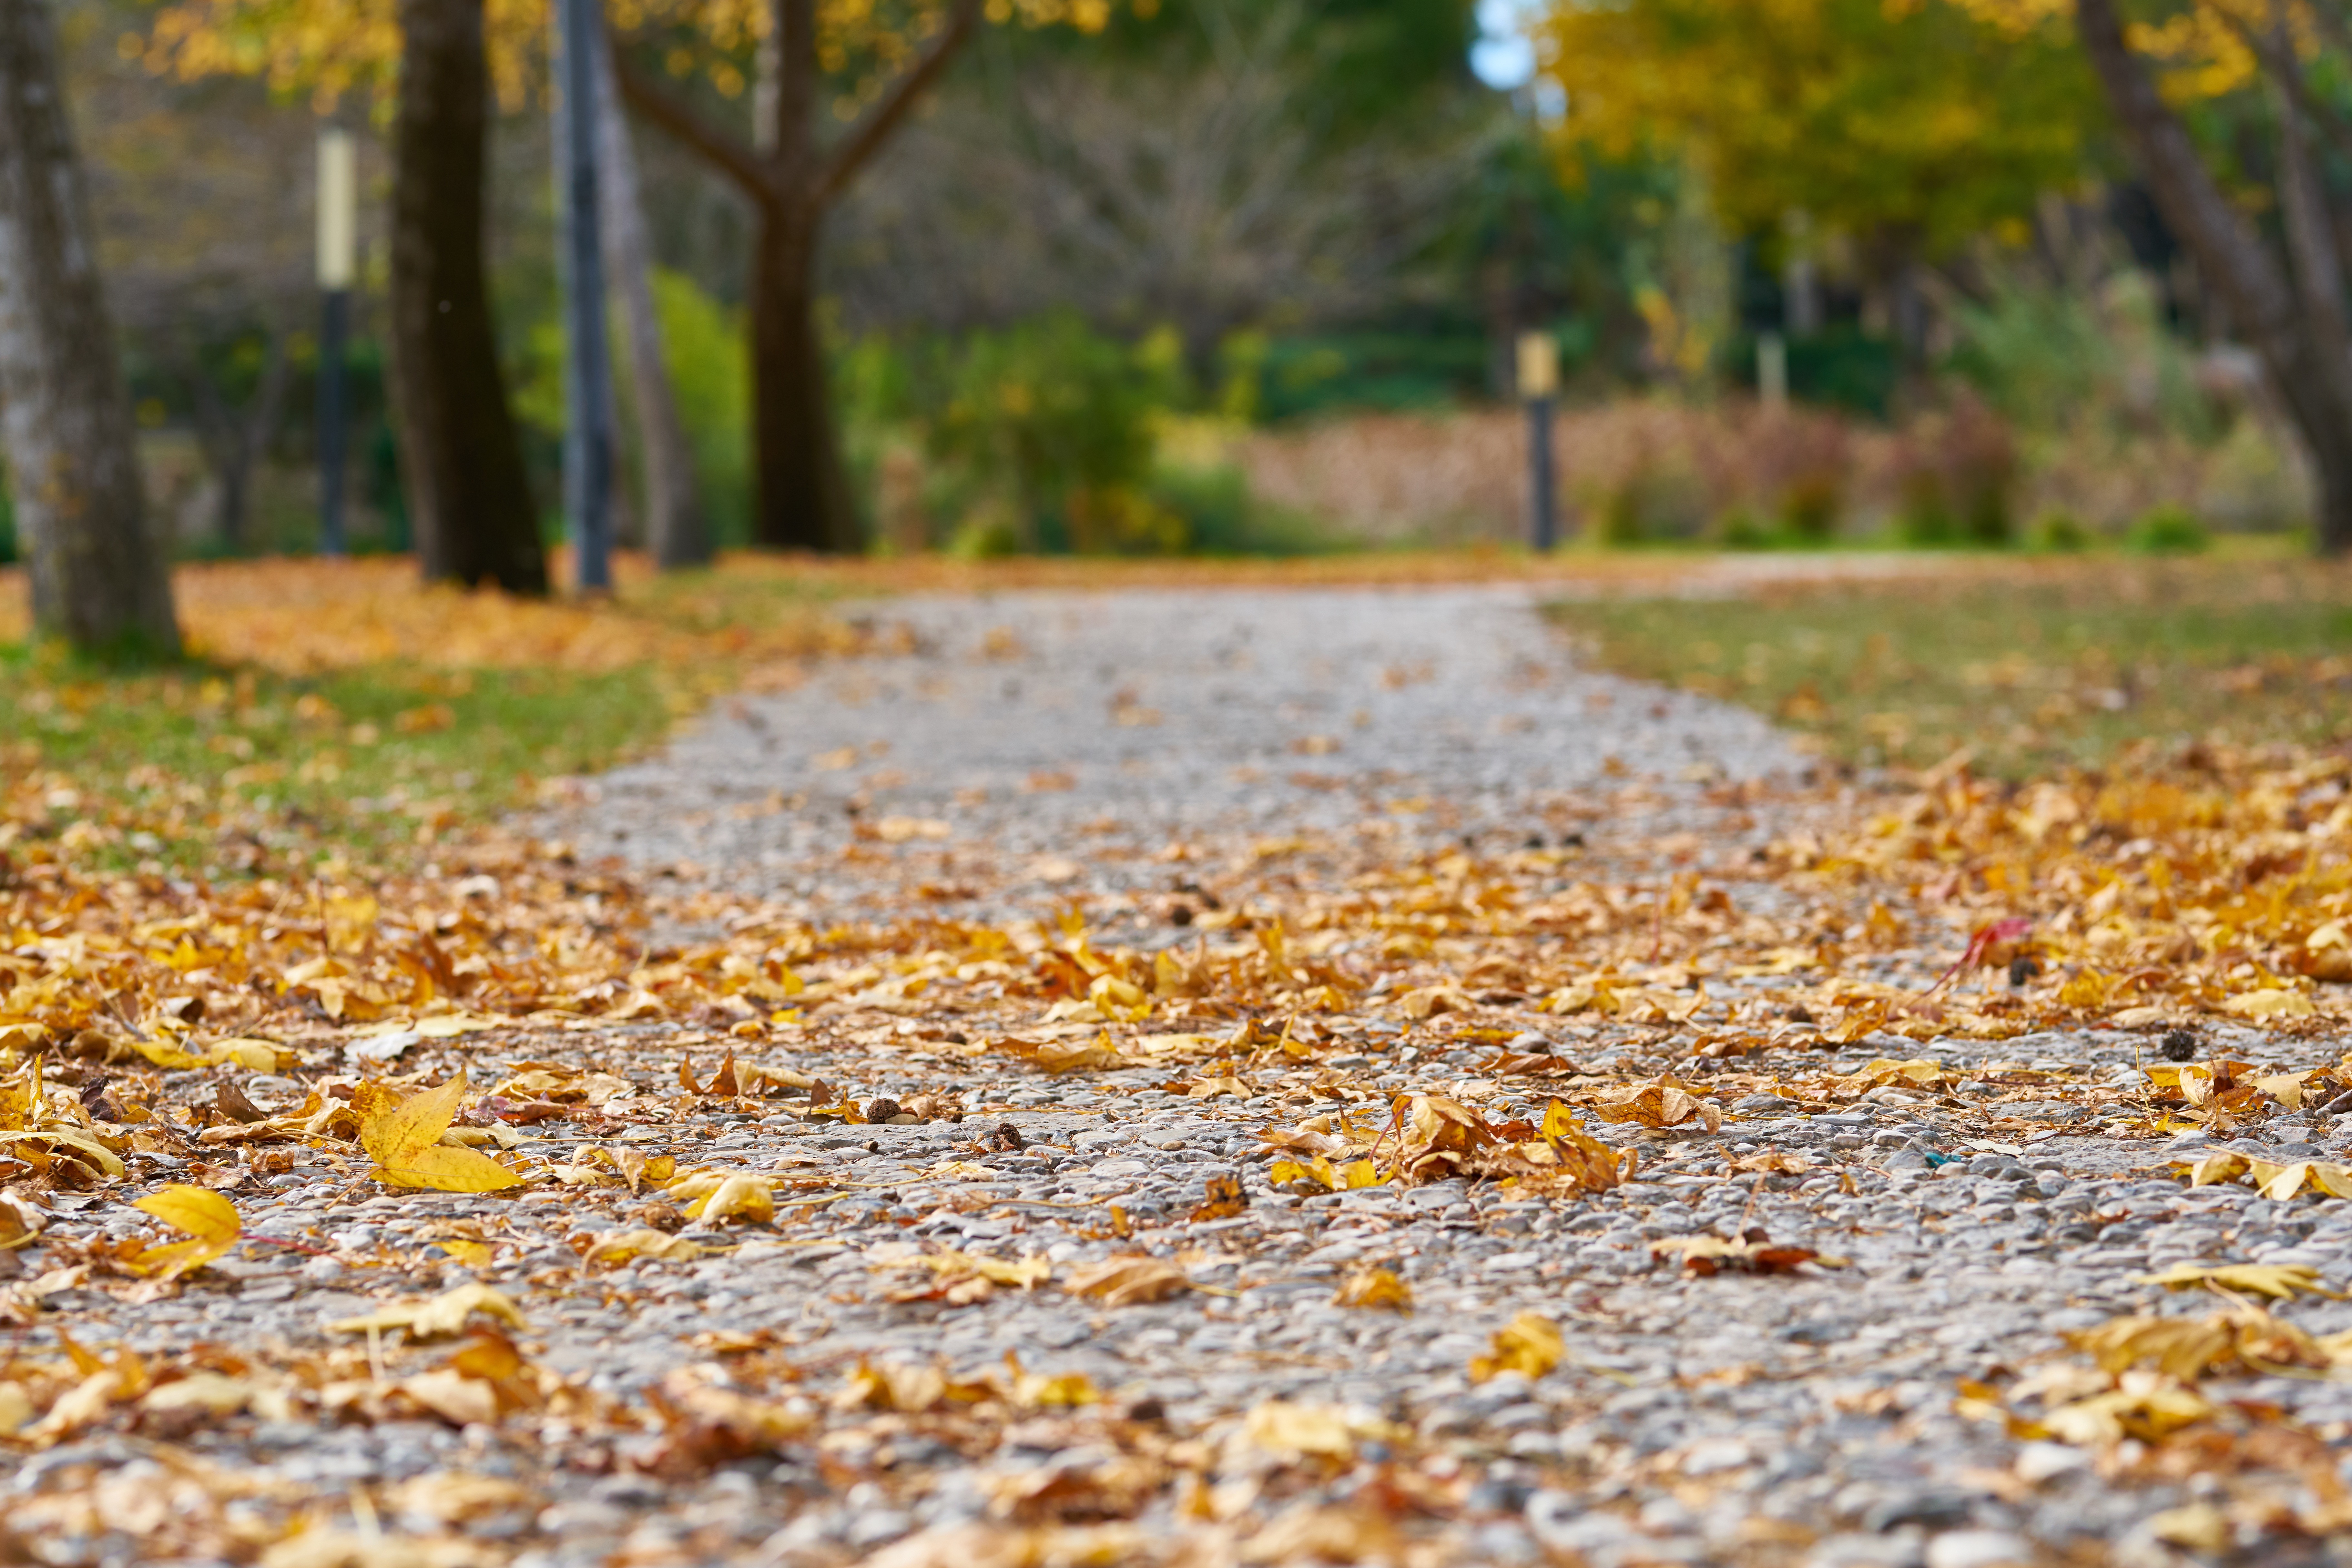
[388,0,547,593]
[592,31,708,568]
[0,0,179,653]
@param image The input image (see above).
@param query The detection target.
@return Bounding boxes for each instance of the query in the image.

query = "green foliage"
[2029,511,2092,552]
[1946,272,2220,446]
[652,270,753,549]
[1252,329,1490,423]
[1595,463,1710,547]
[2129,504,2211,555]
[915,312,1178,552]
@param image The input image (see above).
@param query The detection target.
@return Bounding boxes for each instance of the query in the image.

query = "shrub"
[916,312,1177,552]
[1715,508,1773,549]
[2028,511,2091,552]
[2128,504,2209,555]
[1777,474,1841,544]
[653,270,754,550]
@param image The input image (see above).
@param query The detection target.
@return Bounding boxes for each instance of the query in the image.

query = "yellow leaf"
[358,1073,521,1191]
[2148,1504,2229,1553]
[329,1282,527,1340]
[126,1185,241,1279]
[1241,1400,1358,1464]
[0,1130,126,1178]
[2136,1262,2344,1301]
[1333,1267,1412,1312]
[1064,1254,1188,1306]
[1003,1351,1097,1408]
[1470,1311,1563,1382]
[687,1172,774,1224]
[379,1145,524,1193]
[581,1228,702,1267]
[2223,988,2316,1020]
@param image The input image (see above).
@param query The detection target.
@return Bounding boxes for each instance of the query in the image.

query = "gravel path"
[551,585,1807,915]
[25,585,2352,1568]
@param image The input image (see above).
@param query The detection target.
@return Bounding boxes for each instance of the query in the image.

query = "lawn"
[1550,556,2352,776]
[0,555,862,875]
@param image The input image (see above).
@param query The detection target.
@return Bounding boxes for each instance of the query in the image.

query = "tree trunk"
[609,0,978,559]
[750,204,854,552]
[2078,0,2352,553]
[388,0,547,593]
[593,31,708,568]
[0,0,179,654]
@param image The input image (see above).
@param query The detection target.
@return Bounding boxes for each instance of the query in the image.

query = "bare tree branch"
[606,35,779,204]
[811,0,983,209]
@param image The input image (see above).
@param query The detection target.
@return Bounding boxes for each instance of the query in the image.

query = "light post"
[553,0,614,593]
[1517,330,1559,551]
[315,127,354,557]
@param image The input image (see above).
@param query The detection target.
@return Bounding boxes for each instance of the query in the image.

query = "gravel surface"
[23,585,2352,1568]
[548,585,1808,915]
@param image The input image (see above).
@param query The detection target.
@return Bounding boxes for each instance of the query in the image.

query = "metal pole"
[554,0,614,592]
[1527,393,1556,552]
[1517,331,1560,551]
[316,127,354,557]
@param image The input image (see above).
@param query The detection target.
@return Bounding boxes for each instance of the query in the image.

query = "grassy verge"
[1549,558,2352,776]
[1,555,860,876]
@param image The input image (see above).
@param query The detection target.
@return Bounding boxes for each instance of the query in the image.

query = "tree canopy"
[1538,0,2106,257]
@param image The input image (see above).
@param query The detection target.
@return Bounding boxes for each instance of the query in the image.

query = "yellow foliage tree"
[142,0,1117,559]
[1537,0,2102,260]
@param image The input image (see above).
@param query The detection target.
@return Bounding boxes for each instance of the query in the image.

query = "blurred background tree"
[17,0,2352,570]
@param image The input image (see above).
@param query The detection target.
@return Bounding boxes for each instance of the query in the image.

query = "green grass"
[1,647,679,875]
[1548,560,2352,777]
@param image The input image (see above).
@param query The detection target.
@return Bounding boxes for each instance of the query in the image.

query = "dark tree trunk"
[2078,0,2352,554]
[750,206,853,551]
[610,0,981,558]
[388,0,547,593]
[0,0,179,653]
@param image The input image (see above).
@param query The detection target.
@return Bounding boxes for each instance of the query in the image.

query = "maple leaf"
[2135,1262,2345,1301]
[580,1228,704,1268]
[1238,1400,1362,1464]
[1588,1078,1723,1133]
[329,1282,528,1340]
[357,1072,522,1192]
[1188,1174,1249,1222]
[1063,1254,1188,1306]
[1470,1311,1563,1382]
[124,1185,240,1279]
[1653,1235,1846,1276]
[666,1170,775,1224]
[1332,1266,1412,1312]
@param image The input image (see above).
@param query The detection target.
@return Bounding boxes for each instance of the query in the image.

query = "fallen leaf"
[2135,1262,2344,1301]
[329,1282,528,1340]
[1332,1267,1412,1312]
[357,1073,522,1192]
[1470,1310,1562,1381]
[125,1185,241,1279]
[1064,1254,1188,1306]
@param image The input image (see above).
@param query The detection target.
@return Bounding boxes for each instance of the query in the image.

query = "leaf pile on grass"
[1,556,872,870]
